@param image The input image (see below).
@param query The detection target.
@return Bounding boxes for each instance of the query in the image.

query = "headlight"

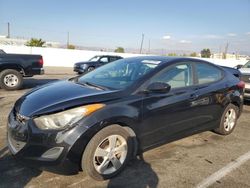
[80,64,87,69]
[34,104,105,130]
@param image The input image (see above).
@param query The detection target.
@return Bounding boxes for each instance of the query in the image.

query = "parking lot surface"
[0,67,250,188]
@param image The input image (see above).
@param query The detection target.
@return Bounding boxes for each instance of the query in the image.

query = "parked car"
[8,56,244,180]
[236,60,250,99]
[0,52,44,90]
[0,49,6,54]
[74,55,123,74]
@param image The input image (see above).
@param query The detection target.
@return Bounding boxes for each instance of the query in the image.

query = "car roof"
[123,56,211,65]
[95,55,122,58]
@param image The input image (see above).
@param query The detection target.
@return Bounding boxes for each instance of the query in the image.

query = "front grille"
[15,113,29,124]
[241,75,250,83]
[74,65,80,69]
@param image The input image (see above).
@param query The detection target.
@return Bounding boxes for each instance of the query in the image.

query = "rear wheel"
[0,69,23,90]
[214,104,239,135]
[81,125,133,180]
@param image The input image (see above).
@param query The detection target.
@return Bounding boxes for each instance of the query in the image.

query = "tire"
[87,67,95,72]
[0,69,23,90]
[81,125,133,181]
[214,104,239,135]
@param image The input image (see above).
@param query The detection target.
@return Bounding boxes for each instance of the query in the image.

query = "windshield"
[78,58,161,89]
[89,56,101,62]
[243,61,250,68]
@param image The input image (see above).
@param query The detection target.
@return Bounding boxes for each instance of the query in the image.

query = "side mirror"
[236,64,243,69]
[146,82,171,93]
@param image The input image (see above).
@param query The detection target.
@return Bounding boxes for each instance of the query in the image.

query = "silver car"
[239,60,250,99]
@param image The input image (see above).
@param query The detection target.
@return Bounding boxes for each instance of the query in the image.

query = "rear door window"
[196,63,222,84]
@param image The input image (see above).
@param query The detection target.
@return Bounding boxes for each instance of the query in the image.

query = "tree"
[190,52,197,57]
[200,49,211,58]
[67,44,75,49]
[167,53,177,56]
[26,38,46,47]
[114,47,125,53]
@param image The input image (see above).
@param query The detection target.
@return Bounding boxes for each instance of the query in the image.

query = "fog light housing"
[41,147,64,160]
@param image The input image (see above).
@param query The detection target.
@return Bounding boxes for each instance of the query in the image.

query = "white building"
[211,53,249,61]
[0,35,60,48]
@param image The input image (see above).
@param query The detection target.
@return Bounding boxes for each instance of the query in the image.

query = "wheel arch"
[67,119,139,170]
[0,64,25,75]
[228,92,242,116]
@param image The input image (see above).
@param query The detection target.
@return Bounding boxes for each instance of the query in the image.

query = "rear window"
[243,61,250,68]
[196,63,222,84]
[110,57,120,62]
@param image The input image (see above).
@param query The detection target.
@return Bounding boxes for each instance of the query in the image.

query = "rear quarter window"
[196,63,222,84]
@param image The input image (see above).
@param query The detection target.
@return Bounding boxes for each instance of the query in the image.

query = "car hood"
[15,80,120,117]
[239,68,250,75]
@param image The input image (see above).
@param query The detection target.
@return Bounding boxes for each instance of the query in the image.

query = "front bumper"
[7,109,88,166]
[73,65,87,73]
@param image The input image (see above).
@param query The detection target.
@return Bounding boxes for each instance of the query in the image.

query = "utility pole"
[7,22,10,38]
[67,32,69,48]
[139,33,144,54]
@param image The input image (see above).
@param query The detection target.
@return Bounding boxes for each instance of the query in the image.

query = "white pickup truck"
[238,60,250,99]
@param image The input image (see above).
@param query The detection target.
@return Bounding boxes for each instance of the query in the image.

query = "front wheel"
[81,125,133,180]
[87,67,95,72]
[214,104,239,135]
[0,69,23,90]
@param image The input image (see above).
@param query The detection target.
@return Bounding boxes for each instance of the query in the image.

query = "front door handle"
[189,93,199,100]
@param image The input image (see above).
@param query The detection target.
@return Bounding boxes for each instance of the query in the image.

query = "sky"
[0,0,250,54]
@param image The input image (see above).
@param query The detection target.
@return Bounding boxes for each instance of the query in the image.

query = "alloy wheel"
[224,108,236,132]
[93,134,127,175]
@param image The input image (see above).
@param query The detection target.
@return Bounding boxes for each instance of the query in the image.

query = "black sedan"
[74,55,123,74]
[7,56,244,180]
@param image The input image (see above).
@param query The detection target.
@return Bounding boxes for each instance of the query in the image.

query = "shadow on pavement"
[244,100,250,106]
[42,159,80,176]
[22,78,58,89]
[108,154,159,188]
[0,146,42,188]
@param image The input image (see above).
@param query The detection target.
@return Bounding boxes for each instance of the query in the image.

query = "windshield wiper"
[83,82,109,90]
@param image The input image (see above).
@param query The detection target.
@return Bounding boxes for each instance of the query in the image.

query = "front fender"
[66,103,142,166]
